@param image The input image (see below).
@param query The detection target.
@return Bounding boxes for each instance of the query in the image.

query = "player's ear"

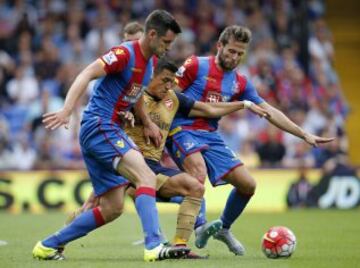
[216,41,223,50]
[147,29,158,40]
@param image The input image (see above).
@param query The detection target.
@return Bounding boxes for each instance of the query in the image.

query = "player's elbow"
[204,106,217,118]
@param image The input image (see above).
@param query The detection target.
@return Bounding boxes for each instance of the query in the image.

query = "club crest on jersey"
[231,80,239,93]
[164,98,174,110]
[102,51,117,65]
[206,91,222,103]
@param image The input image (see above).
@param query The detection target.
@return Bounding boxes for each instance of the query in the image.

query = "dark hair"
[154,56,178,75]
[123,21,144,35]
[218,25,252,46]
[144,10,181,36]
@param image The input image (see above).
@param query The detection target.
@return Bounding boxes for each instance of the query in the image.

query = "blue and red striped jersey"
[83,41,157,124]
[171,55,264,131]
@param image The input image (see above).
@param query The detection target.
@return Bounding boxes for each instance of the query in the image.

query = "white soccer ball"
[261,226,296,259]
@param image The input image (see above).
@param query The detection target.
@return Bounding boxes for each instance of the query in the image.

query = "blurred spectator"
[33,132,58,170]
[282,142,315,168]
[10,134,36,170]
[256,125,286,168]
[286,165,313,208]
[6,65,39,105]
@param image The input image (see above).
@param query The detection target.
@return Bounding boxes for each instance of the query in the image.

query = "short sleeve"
[239,79,264,104]
[99,46,130,74]
[175,91,195,116]
[176,56,199,91]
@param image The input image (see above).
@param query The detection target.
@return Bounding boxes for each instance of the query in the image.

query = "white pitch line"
[0,240,8,246]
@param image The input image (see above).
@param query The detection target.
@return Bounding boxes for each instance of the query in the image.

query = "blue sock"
[135,187,161,250]
[42,207,105,248]
[195,198,207,229]
[221,188,253,229]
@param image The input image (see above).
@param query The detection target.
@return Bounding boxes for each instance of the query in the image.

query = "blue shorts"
[80,116,139,196]
[145,159,181,178]
[166,130,243,186]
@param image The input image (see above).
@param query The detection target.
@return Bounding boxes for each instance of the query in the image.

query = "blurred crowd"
[0,0,349,170]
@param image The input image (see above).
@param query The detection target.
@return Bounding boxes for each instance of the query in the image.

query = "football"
[261,226,296,259]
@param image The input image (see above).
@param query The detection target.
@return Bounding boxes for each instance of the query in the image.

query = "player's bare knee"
[101,203,123,222]
[189,181,205,198]
[239,179,256,195]
[111,205,124,219]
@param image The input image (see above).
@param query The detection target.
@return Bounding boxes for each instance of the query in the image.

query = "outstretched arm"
[189,100,270,118]
[259,102,334,146]
[42,60,106,130]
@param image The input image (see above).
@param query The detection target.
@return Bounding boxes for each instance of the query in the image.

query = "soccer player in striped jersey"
[32,10,187,262]
[64,56,269,259]
[166,25,334,255]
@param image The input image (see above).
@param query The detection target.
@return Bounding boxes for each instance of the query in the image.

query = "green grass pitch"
[0,209,359,268]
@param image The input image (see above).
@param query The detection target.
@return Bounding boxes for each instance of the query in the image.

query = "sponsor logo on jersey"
[123,83,145,103]
[206,91,222,103]
[164,98,174,110]
[102,51,118,65]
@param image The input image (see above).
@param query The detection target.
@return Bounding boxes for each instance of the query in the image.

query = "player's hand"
[118,111,135,128]
[42,108,71,130]
[143,121,162,147]
[303,133,335,147]
[249,104,271,119]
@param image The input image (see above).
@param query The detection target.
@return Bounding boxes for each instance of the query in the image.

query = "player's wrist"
[62,106,72,115]
[243,100,253,109]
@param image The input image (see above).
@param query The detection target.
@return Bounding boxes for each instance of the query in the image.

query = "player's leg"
[158,173,205,244]
[116,150,190,261]
[221,165,256,230]
[65,191,99,225]
[167,132,223,248]
[33,186,126,260]
[127,176,207,247]
[182,152,207,184]
[177,152,221,249]
[156,172,209,259]
[213,165,255,256]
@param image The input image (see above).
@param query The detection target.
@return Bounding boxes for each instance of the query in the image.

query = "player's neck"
[138,37,152,60]
[145,89,162,101]
[214,55,224,72]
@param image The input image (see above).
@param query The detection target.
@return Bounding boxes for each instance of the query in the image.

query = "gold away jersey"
[125,90,194,161]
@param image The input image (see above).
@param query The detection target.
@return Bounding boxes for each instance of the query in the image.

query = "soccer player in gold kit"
[65,56,269,258]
